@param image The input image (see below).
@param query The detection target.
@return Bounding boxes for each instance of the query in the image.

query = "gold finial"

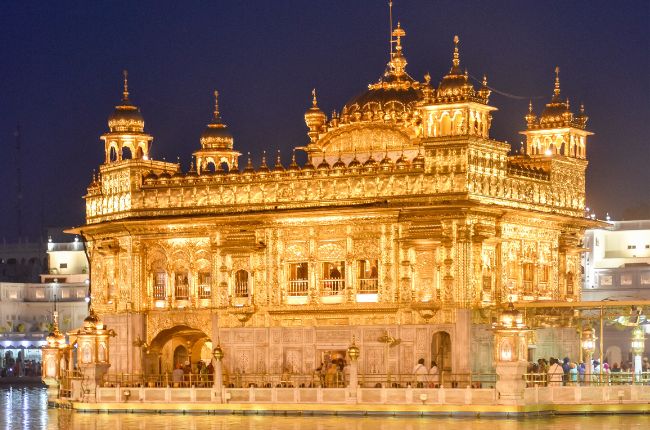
[452,35,460,68]
[566,98,570,109]
[424,72,431,84]
[528,100,533,113]
[213,90,220,120]
[311,88,318,107]
[122,70,130,102]
[554,66,561,97]
[482,74,488,87]
[580,102,585,114]
[392,21,406,50]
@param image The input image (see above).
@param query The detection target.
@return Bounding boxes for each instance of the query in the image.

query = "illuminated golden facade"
[78,25,597,378]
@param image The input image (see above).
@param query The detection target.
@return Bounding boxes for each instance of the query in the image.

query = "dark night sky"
[0,0,648,241]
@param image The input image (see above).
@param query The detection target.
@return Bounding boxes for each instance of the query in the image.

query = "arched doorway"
[173,345,189,368]
[147,325,213,375]
[431,331,452,373]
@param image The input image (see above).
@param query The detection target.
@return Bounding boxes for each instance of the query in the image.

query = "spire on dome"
[213,90,221,121]
[122,70,130,103]
[311,88,319,108]
[452,35,460,71]
[553,66,561,100]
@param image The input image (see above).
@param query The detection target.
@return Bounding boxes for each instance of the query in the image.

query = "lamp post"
[212,343,224,402]
[493,301,529,404]
[580,326,596,383]
[631,326,645,378]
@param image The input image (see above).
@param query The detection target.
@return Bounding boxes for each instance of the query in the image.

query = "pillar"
[213,343,224,403]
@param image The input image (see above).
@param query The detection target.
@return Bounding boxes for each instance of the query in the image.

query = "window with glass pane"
[153,271,167,300]
[357,259,378,293]
[234,270,249,297]
[321,261,345,295]
[566,272,574,295]
[198,271,211,299]
[175,272,189,300]
[288,263,309,296]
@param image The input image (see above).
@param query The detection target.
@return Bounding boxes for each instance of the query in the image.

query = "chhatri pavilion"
[76,22,598,381]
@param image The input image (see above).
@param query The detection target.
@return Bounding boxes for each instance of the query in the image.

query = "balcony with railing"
[357,278,378,294]
[174,282,189,301]
[287,280,309,297]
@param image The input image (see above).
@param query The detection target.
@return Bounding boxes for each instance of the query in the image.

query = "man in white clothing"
[413,358,428,388]
[429,360,439,388]
[547,358,564,386]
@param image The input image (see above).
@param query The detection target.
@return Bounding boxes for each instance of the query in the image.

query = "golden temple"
[75,21,599,381]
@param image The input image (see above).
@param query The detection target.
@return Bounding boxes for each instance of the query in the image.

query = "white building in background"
[0,236,89,373]
[583,219,650,301]
[582,219,650,369]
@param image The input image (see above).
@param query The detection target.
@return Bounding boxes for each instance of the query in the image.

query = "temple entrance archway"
[146,325,213,375]
[431,331,452,373]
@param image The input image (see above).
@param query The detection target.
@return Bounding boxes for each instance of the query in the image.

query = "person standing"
[413,358,428,388]
[547,358,563,386]
[428,360,439,388]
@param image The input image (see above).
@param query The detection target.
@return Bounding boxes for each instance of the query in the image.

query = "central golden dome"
[342,23,422,119]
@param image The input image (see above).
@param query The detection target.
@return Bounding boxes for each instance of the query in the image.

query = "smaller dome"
[363,155,378,168]
[395,152,409,169]
[348,155,362,169]
[317,158,330,170]
[200,91,235,150]
[332,157,346,170]
[83,312,99,330]
[108,72,145,133]
[412,149,425,169]
[287,153,301,172]
[302,158,315,171]
[108,105,144,132]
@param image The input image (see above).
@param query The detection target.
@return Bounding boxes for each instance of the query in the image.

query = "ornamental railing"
[88,371,497,390]
[287,280,309,296]
[152,284,166,300]
[524,371,650,387]
[357,278,378,294]
[320,279,345,296]
[174,284,189,300]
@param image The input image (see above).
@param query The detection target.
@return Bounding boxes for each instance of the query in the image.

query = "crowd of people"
[0,359,41,378]
[171,360,214,387]
[527,356,650,386]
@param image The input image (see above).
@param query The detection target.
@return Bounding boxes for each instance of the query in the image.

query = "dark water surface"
[1,387,648,430]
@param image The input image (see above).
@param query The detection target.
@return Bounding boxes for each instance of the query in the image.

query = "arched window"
[153,270,167,300]
[234,270,249,297]
[122,146,133,160]
[174,272,189,300]
[357,259,378,293]
[288,263,308,296]
[198,271,212,299]
[566,271,574,295]
[320,261,345,296]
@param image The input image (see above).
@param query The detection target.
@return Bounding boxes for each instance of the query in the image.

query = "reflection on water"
[1,387,649,430]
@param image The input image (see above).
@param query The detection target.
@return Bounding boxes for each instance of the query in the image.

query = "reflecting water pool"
[1,387,648,430]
